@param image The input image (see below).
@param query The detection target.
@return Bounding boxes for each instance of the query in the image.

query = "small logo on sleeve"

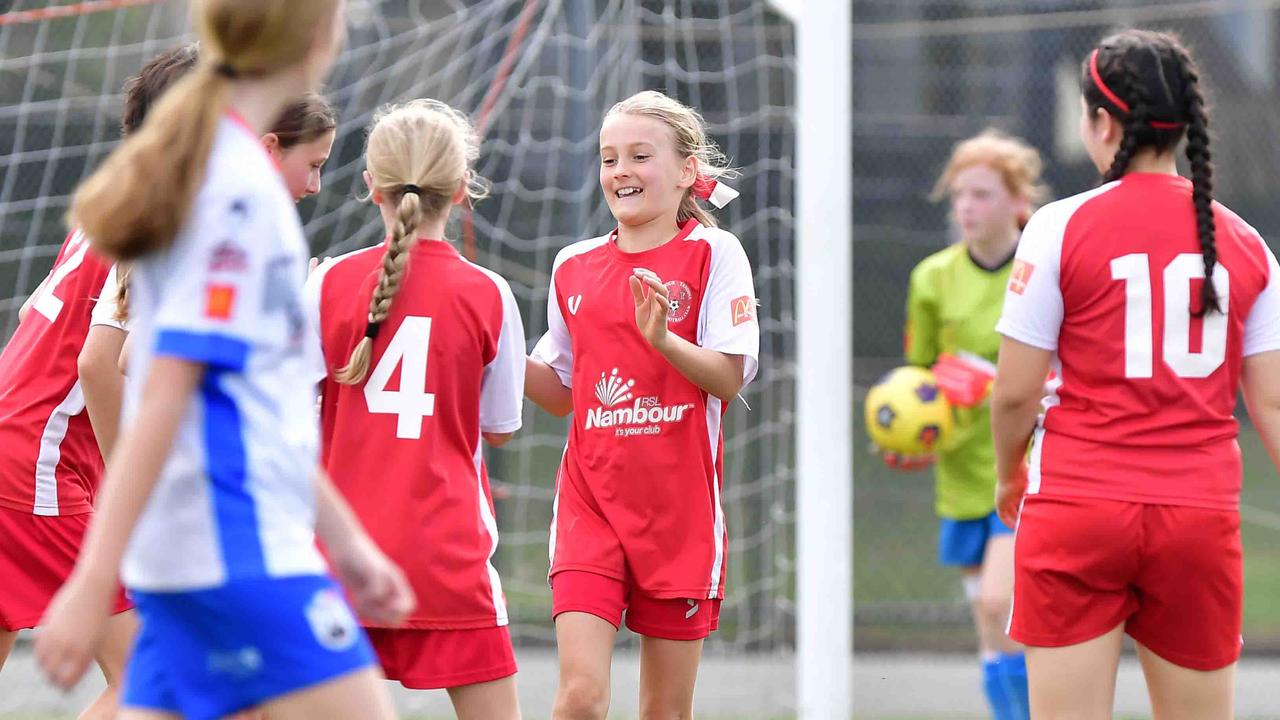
[209,241,249,273]
[731,296,755,326]
[1009,260,1035,295]
[204,284,237,320]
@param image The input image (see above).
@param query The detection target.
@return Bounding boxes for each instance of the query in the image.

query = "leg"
[974,533,1028,720]
[1136,642,1233,720]
[0,629,17,672]
[638,635,703,720]
[975,534,1020,655]
[117,710,180,720]
[78,609,140,720]
[448,675,521,720]
[552,612,616,720]
[260,667,395,720]
[1025,623,1124,720]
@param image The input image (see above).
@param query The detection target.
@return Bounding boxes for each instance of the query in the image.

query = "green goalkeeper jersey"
[904,242,1013,520]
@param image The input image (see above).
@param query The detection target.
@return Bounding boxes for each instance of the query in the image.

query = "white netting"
[0,0,797,710]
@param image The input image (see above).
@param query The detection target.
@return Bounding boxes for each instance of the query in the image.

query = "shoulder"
[910,244,963,288]
[1024,183,1118,238]
[306,245,378,296]
[551,234,611,275]
[685,224,752,268]
[196,122,290,230]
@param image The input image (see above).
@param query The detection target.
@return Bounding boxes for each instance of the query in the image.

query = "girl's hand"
[995,462,1029,528]
[35,569,116,690]
[329,536,416,626]
[630,268,671,351]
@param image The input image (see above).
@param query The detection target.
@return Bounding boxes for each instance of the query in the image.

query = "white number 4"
[364,316,435,439]
[1111,252,1229,379]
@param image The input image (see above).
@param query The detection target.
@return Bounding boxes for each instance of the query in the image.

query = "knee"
[555,676,609,720]
[979,592,1013,627]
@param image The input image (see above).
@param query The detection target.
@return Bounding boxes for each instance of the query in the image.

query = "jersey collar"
[606,218,700,264]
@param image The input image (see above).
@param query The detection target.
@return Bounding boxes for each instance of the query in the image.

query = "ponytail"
[72,64,232,260]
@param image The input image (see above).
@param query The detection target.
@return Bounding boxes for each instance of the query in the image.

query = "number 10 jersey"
[997,173,1280,510]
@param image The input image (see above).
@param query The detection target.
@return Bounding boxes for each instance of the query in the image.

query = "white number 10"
[364,316,436,439]
[1110,253,1229,379]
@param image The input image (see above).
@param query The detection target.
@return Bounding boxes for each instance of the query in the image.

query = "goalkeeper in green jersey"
[896,130,1048,720]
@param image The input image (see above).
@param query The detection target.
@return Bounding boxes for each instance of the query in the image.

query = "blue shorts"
[122,574,375,720]
[938,511,1014,567]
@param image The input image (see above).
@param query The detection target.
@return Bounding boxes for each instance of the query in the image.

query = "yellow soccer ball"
[864,365,953,457]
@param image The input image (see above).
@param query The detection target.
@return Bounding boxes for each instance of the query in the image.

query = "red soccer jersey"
[997,173,1280,510]
[0,231,112,516]
[532,219,760,600]
[307,239,525,629]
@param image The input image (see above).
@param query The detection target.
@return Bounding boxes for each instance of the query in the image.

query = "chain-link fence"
[853,0,1280,652]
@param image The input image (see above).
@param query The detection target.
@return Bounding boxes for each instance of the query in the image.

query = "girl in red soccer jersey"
[526,90,759,720]
[0,44,200,720]
[992,30,1280,719]
[81,91,338,459]
[306,99,525,720]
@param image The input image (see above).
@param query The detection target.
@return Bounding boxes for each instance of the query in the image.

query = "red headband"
[1089,49,1184,130]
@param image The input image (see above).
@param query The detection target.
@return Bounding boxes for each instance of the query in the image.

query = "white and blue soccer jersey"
[120,116,326,592]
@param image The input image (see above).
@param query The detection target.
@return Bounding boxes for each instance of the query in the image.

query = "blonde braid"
[335,189,421,385]
[113,263,132,323]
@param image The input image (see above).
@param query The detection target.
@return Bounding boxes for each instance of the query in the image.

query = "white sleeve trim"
[1244,236,1280,357]
[470,264,526,434]
[89,264,126,331]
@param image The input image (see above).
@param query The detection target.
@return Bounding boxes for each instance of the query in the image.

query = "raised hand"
[629,267,671,350]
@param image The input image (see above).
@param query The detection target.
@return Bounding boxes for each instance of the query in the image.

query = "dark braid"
[1102,92,1146,183]
[1083,30,1221,316]
[1175,45,1220,316]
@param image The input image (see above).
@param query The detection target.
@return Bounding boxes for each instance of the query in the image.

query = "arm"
[525,357,573,416]
[1243,350,1280,470]
[78,326,128,461]
[903,263,938,367]
[36,357,202,689]
[314,469,415,624]
[483,431,515,447]
[630,272,746,402]
[990,337,1053,526]
[654,332,745,402]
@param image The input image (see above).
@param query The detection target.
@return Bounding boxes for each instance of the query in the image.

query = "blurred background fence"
[853,0,1280,653]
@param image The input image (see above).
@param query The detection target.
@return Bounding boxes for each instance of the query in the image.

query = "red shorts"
[365,625,517,689]
[0,506,131,631]
[551,570,720,641]
[1010,495,1242,670]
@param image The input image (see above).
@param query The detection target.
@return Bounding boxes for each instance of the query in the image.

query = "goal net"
[0,0,799,709]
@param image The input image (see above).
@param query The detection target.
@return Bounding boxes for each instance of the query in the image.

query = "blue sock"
[982,652,1029,720]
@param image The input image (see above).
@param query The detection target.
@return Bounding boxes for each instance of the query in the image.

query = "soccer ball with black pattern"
[864,366,953,457]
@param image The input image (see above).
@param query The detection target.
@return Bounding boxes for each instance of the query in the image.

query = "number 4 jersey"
[307,239,525,629]
[0,230,111,516]
[997,173,1280,510]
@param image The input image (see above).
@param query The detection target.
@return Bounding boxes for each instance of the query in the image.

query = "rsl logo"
[585,368,695,436]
